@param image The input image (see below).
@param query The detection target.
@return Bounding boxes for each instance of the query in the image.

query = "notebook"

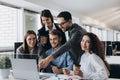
[11,59,50,80]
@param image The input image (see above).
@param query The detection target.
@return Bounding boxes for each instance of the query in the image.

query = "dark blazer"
[52,23,87,66]
[37,23,66,50]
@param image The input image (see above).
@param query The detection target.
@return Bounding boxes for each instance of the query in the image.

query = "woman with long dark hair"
[63,32,110,79]
[17,30,44,61]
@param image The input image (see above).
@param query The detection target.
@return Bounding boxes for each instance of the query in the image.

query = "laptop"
[11,59,50,80]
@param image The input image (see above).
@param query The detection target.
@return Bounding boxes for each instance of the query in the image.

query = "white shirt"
[65,31,69,41]
[45,23,56,31]
[80,52,110,79]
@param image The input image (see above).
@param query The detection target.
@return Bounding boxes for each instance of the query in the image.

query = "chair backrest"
[14,42,23,58]
[106,41,112,46]
[109,64,120,78]
[112,41,120,51]
[106,45,113,56]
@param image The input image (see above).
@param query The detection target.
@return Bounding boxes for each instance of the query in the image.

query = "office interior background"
[0,0,120,52]
[0,0,120,79]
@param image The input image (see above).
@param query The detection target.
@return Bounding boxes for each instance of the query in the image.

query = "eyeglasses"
[58,21,67,26]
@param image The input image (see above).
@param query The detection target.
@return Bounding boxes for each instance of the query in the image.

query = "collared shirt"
[37,23,66,52]
[80,52,110,79]
[53,23,86,66]
[45,23,56,31]
[44,48,73,73]
[65,31,69,41]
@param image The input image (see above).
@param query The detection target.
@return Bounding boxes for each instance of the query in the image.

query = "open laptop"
[11,59,50,80]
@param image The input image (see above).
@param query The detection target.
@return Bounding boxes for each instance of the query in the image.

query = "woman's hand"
[73,65,83,77]
[74,69,83,77]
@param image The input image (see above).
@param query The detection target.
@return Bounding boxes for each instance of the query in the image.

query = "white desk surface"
[106,56,120,64]
[1,56,120,80]
[0,72,81,80]
[109,78,120,80]
[0,70,119,80]
[0,72,52,80]
[1,73,119,80]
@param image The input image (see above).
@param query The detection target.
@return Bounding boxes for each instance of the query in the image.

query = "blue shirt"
[44,48,73,73]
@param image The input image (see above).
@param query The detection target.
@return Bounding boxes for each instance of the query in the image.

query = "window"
[85,25,91,32]
[0,5,19,51]
[116,33,120,41]
[91,27,102,40]
[101,29,107,41]
[24,10,40,33]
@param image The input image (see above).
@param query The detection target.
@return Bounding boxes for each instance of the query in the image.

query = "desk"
[0,70,118,80]
[106,56,120,78]
[106,56,120,64]
[113,51,120,56]
[0,71,81,80]
[0,72,53,80]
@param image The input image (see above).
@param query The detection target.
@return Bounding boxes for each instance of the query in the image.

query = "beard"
[66,26,71,31]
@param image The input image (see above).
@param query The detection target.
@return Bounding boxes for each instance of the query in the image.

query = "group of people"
[16,9,110,79]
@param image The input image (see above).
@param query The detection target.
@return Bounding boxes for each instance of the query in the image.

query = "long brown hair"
[22,30,37,53]
[82,32,110,70]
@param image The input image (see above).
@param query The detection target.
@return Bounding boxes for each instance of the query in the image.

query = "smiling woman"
[0,4,40,52]
[16,30,44,59]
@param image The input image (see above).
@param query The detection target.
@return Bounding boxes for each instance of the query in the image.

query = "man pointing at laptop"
[39,11,86,71]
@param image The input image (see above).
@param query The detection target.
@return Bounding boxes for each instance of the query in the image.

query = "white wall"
[107,29,114,41]
[0,0,120,42]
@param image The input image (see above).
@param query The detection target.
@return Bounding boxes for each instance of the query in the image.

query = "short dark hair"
[57,11,72,21]
[49,29,62,38]
[40,9,54,26]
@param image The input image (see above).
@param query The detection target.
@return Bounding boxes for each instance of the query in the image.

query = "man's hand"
[38,59,48,68]
[51,66,62,74]
[38,55,54,68]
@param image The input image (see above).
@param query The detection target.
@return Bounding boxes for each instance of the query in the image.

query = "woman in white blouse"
[63,32,110,79]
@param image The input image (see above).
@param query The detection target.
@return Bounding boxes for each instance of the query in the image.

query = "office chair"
[112,41,120,51]
[14,42,23,58]
[112,41,120,56]
[106,41,112,46]
[109,64,120,78]
[106,45,113,56]
[102,41,113,56]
